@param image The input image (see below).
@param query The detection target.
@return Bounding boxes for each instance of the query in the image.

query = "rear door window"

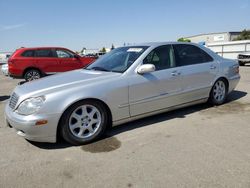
[21,50,35,57]
[35,49,54,57]
[173,44,213,67]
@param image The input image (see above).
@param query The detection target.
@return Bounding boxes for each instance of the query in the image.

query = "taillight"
[233,65,239,74]
[8,58,14,64]
[236,66,239,74]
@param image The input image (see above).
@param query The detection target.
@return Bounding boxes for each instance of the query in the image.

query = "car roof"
[125,42,200,48]
[17,47,70,50]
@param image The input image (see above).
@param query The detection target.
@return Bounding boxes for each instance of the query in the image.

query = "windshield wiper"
[88,66,110,72]
[86,66,122,73]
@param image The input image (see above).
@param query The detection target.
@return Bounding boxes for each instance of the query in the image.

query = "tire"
[60,100,108,145]
[239,61,245,66]
[24,69,41,81]
[209,79,228,105]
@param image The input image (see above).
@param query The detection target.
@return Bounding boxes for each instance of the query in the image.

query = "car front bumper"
[5,104,60,143]
[228,75,240,93]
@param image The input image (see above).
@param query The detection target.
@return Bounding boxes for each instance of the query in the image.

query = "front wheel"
[209,79,228,105]
[60,100,108,145]
[24,69,41,81]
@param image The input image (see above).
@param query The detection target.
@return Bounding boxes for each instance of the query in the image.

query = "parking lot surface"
[0,67,250,188]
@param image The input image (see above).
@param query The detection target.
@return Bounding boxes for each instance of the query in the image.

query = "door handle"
[210,65,216,69]
[171,71,181,76]
[171,71,177,76]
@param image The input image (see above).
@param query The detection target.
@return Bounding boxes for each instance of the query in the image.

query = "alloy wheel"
[25,70,41,81]
[68,105,102,139]
[213,80,226,103]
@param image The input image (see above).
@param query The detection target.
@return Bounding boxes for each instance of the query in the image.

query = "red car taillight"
[8,58,15,65]
[8,59,12,64]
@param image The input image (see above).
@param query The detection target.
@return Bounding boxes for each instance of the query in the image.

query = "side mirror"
[137,64,155,74]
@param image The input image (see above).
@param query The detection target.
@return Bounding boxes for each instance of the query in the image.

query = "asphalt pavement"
[0,67,250,188]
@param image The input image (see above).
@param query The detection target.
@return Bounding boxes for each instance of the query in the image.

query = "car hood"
[15,69,121,97]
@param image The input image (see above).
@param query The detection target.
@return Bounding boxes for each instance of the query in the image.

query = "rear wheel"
[24,69,41,81]
[60,100,108,145]
[209,79,228,105]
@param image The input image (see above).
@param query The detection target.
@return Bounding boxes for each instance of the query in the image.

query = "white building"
[206,40,250,60]
[183,31,250,60]
[185,32,241,44]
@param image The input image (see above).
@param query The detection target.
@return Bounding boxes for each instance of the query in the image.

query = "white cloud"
[0,23,26,31]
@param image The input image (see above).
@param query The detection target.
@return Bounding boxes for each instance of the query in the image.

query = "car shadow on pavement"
[107,90,247,137]
[29,90,247,150]
[226,90,247,102]
[28,139,72,149]
[0,95,10,102]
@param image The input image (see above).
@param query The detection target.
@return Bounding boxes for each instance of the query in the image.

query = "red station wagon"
[8,47,96,81]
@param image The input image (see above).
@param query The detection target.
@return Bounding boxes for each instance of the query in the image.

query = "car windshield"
[85,46,148,73]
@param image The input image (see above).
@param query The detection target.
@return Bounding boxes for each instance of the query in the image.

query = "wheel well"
[218,77,229,91]
[23,67,43,77]
[56,98,113,142]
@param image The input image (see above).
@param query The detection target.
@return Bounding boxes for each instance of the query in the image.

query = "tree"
[177,38,191,42]
[233,29,250,41]
[111,44,115,50]
[100,47,106,53]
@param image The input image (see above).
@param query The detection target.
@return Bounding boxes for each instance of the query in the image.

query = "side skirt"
[112,98,208,127]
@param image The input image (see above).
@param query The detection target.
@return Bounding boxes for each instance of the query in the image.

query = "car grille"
[238,55,250,59]
[9,92,19,109]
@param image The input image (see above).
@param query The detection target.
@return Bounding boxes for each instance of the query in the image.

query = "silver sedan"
[5,42,240,145]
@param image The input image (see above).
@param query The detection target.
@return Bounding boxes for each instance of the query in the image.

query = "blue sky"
[0,0,249,52]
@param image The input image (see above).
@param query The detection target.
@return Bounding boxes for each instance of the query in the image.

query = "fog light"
[35,120,48,126]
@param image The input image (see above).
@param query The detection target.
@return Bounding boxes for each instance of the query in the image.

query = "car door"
[55,49,82,72]
[18,49,36,67]
[129,45,182,116]
[35,49,59,74]
[173,44,219,102]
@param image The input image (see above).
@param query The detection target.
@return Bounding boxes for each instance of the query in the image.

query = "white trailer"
[206,40,250,60]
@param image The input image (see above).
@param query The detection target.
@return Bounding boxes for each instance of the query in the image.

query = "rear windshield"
[9,50,18,59]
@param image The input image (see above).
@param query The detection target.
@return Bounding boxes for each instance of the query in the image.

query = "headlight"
[16,97,45,115]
